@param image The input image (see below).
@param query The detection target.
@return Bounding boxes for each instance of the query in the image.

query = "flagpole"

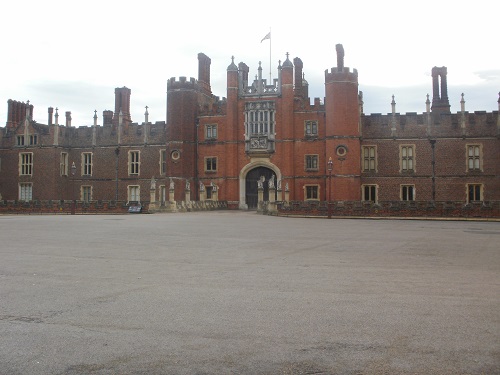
[269,27,272,84]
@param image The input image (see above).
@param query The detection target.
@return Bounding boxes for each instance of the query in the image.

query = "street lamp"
[327,157,333,219]
[70,161,76,215]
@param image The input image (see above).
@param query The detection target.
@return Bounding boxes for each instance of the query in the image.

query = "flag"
[261,32,271,43]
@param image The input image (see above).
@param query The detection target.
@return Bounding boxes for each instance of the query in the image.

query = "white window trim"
[205,124,218,140]
[81,185,93,202]
[362,145,377,172]
[128,150,141,176]
[466,183,483,203]
[19,152,33,176]
[361,184,378,203]
[19,183,33,201]
[400,184,416,201]
[81,152,93,176]
[160,149,166,175]
[128,185,141,203]
[466,144,483,172]
[399,144,416,173]
[60,152,68,176]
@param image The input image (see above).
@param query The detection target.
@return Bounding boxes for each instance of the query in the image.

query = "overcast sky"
[1,0,498,128]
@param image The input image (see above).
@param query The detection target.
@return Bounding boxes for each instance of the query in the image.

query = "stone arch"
[239,160,281,209]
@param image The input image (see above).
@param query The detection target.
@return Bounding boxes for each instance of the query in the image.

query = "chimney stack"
[48,107,53,126]
[65,111,72,127]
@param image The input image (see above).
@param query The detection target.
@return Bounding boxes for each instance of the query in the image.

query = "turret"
[166,76,200,198]
[324,44,361,201]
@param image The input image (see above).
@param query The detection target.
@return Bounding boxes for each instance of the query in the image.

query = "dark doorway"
[245,167,277,209]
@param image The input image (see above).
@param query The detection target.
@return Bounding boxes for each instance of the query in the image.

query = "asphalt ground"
[0,212,499,375]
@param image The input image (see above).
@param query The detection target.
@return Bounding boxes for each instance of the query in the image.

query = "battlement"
[198,96,227,116]
[167,76,199,90]
[294,97,325,112]
[361,110,499,139]
[325,67,358,83]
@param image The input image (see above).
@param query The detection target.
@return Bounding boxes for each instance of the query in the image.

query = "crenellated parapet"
[198,97,227,116]
[324,67,358,83]
[293,97,325,112]
[167,76,199,91]
[361,110,499,139]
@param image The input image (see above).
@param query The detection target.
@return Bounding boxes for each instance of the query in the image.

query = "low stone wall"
[0,199,230,215]
[150,200,228,213]
[0,200,131,215]
[276,201,500,219]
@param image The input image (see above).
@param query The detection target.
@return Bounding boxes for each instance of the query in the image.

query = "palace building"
[1,45,499,212]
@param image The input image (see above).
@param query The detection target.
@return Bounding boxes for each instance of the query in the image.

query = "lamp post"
[70,161,76,215]
[327,157,333,219]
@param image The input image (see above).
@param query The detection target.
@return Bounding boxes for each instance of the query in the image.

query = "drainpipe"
[430,139,436,202]
[115,147,120,201]
[195,119,199,200]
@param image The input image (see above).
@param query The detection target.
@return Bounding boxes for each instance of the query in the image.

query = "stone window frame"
[303,184,320,201]
[159,185,166,204]
[362,145,377,172]
[60,152,69,176]
[19,182,32,201]
[466,144,482,172]
[205,124,218,140]
[304,120,318,137]
[466,183,483,203]
[400,184,415,201]
[159,149,167,176]
[29,134,37,146]
[16,135,25,146]
[362,184,378,203]
[127,185,141,203]
[305,154,319,171]
[19,152,33,176]
[399,144,416,173]
[81,185,93,203]
[205,157,217,173]
[128,150,141,176]
[81,152,93,176]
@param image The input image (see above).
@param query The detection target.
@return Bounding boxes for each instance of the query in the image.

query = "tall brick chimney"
[65,111,72,127]
[293,57,304,98]
[198,53,212,96]
[113,87,131,126]
[103,110,113,126]
[431,66,451,114]
[48,107,53,126]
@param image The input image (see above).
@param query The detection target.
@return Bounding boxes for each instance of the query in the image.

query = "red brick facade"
[1,46,499,211]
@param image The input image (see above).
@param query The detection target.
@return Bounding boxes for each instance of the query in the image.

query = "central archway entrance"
[245,166,277,209]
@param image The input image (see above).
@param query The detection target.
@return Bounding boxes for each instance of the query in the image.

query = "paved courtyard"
[0,212,499,375]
